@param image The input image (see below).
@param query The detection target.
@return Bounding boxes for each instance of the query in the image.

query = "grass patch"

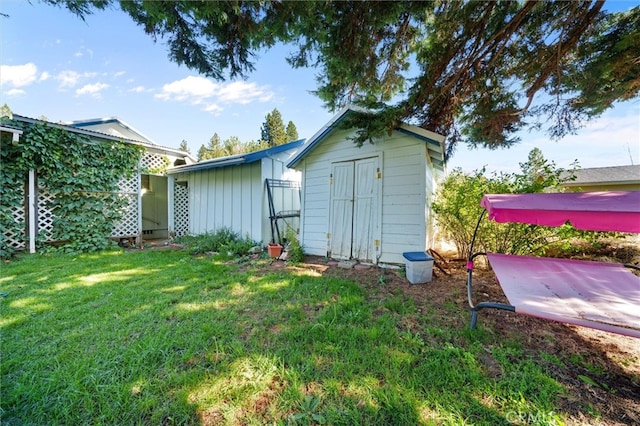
[1,250,566,424]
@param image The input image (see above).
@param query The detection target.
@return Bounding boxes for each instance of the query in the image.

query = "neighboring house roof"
[167,138,306,174]
[286,106,446,174]
[562,165,640,187]
[6,114,195,161]
[67,117,156,145]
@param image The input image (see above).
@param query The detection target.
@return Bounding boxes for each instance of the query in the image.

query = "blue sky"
[1,1,638,173]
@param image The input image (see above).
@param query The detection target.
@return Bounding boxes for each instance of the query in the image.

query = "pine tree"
[260,108,286,146]
[285,121,299,142]
[178,140,190,154]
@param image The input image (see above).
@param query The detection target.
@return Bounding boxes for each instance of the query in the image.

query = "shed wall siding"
[186,162,263,242]
[260,156,301,244]
[299,128,432,264]
[177,149,301,245]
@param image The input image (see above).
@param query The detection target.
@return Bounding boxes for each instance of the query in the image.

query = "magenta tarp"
[480,191,640,233]
[487,253,640,338]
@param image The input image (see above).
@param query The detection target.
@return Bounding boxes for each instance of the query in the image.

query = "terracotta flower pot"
[267,243,283,258]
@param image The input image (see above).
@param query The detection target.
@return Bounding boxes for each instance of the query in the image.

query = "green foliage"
[178,139,190,154]
[260,108,287,147]
[44,1,640,154]
[0,119,142,257]
[284,229,304,263]
[432,149,578,258]
[289,395,326,424]
[175,227,259,256]
[197,132,225,160]
[285,120,299,142]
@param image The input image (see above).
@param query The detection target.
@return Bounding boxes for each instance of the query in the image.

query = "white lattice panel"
[3,186,26,249]
[141,153,167,175]
[118,174,139,194]
[174,181,189,236]
[111,193,139,237]
[111,174,139,237]
[37,189,56,242]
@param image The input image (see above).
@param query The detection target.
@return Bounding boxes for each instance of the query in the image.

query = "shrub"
[432,148,579,258]
[175,227,259,256]
[284,229,304,263]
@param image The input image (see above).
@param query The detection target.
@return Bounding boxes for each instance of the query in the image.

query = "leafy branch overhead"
[46,1,639,158]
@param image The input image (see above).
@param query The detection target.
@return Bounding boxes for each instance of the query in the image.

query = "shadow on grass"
[1,250,637,425]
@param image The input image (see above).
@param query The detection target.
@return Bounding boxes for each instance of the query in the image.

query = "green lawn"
[0,249,575,425]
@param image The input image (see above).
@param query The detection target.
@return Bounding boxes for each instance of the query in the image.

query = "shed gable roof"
[168,138,305,174]
[286,106,446,174]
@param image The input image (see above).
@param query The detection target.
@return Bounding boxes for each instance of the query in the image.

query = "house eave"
[8,114,194,161]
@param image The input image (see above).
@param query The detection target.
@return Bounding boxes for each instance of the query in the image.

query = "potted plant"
[267,242,283,258]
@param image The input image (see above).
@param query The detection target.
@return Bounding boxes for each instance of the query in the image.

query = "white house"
[287,107,445,265]
[1,114,194,253]
[167,139,304,245]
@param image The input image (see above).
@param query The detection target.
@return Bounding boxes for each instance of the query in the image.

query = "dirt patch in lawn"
[262,238,640,426]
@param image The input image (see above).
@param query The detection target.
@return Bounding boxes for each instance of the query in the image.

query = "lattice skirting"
[174,181,189,236]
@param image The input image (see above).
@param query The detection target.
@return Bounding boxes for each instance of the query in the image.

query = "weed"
[175,227,259,256]
[284,229,304,263]
[288,395,326,424]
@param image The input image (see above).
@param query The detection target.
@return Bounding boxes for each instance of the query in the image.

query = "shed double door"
[329,157,380,262]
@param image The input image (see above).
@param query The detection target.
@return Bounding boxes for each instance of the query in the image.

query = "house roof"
[0,125,23,135]
[286,106,446,174]
[562,165,640,187]
[5,114,195,161]
[67,117,156,145]
[167,138,306,174]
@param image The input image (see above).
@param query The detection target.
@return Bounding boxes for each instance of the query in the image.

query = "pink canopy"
[487,253,640,338]
[481,191,640,233]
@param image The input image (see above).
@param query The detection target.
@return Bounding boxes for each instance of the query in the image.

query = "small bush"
[175,227,259,256]
[432,148,580,258]
[284,230,304,263]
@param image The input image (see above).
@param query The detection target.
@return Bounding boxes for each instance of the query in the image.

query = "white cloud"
[57,70,81,88]
[0,63,39,87]
[113,71,126,78]
[39,72,50,82]
[156,75,274,113]
[6,88,26,96]
[129,85,147,93]
[56,70,97,88]
[204,103,223,115]
[76,82,109,97]
[156,76,218,102]
[74,47,94,58]
[217,81,273,104]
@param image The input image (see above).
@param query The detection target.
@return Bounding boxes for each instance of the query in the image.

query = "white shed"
[167,139,304,245]
[287,107,445,265]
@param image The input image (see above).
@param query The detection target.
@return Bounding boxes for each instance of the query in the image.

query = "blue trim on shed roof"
[168,138,305,174]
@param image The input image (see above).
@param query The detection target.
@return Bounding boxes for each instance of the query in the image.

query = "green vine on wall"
[0,119,143,257]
